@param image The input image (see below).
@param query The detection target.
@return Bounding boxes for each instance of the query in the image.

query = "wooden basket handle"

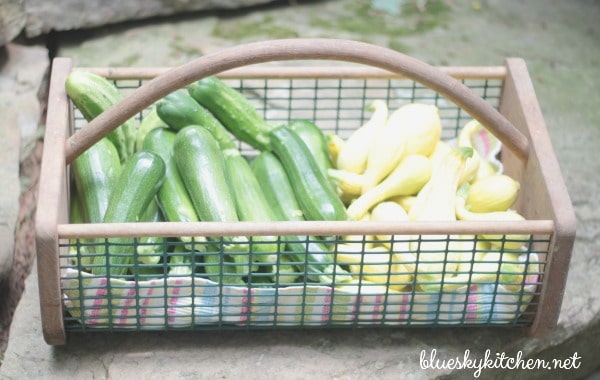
[65,38,529,163]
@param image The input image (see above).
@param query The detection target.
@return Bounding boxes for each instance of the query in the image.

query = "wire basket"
[36,39,576,345]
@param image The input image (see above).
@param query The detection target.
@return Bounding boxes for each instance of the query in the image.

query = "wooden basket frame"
[36,39,575,345]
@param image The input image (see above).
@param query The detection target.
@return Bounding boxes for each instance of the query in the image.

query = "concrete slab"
[2,0,599,378]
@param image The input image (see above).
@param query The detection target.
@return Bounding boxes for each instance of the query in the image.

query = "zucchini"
[190,116,279,261]
[65,70,136,161]
[91,151,166,276]
[223,150,280,261]
[168,245,196,276]
[288,119,332,177]
[269,125,348,222]
[136,198,165,265]
[69,187,94,270]
[135,106,168,152]
[72,137,121,225]
[173,126,250,272]
[156,90,221,131]
[188,76,273,150]
[250,151,351,284]
[174,126,239,225]
[142,127,205,248]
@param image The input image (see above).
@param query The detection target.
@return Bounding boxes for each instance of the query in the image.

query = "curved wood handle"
[65,38,529,163]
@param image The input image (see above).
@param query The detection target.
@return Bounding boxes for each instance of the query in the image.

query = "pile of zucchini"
[66,71,350,285]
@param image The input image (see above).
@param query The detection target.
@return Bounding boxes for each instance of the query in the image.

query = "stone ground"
[1,0,600,378]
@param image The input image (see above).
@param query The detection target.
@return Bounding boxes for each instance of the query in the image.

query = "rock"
[0,43,49,281]
[0,0,26,45]
[24,0,278,38]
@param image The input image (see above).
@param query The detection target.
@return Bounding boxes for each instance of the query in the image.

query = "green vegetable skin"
[91,151,166,276]
[288,119,332,176]
[250,151,351,284]
[142,127,204,248]
[224,151,280,260]
[70,138,121,271]
[71,137,121,225]
[136,198,165,264]
[269,125,348,222]
[173,126,250,273]
[135,106,168,152]
[156,90,222,131]
[188,76,273,150]
[65,70,136,161]
[179,108,280,261]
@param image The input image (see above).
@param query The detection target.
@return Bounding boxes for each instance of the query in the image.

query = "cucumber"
[65,70,136,161]
[173,126,250,273]
[269,125,348,222]
[156,90,221,131]
[91,151,166,276]
[288,119,332,177]
[188,76,273,151]
[142,128,205,248]
[251,152,350,284]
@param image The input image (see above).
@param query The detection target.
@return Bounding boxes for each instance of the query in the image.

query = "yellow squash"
[408,147,471,292]
[346,155,432,221]
[336,99,388,174]
[361,103,441,193]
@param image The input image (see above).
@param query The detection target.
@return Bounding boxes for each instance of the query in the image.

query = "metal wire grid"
[60,232,547,331]
[63,74,545,332]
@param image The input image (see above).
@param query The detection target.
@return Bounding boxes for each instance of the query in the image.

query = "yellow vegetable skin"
[389,195,417,214]
[346,155,432,221]
[455,194,530,250]
[408,147,471,292]
[362,103,441,193]
[334,245,412,291]
[442,250,530,292]
[336,99,388,174]
[369,201,412,253]
[342,213,375,251]
[466,174,520,213]
[326,132,345,168]
[327,168,364,198]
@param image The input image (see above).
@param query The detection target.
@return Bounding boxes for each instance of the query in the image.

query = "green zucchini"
[269,125,348,222]
[251,151,350,284]
[168,245,196,276]
[203,249,246,286]
[173,126,250,273]
[288,119,332,177]
[72,137,121,225]
[135,106,168,152]
[65,70,136,161]
[188,76,273,151]
[223,150,280,261]
[91,151,166,276]
[136,198,165,265]
[69,187,94,270]
[156,90,221,131]
[142,127,205,248]
[189,115,279,259]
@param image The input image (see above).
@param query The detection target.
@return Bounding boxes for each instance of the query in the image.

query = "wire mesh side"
[59,231,548,332]
[71,76,503,146]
